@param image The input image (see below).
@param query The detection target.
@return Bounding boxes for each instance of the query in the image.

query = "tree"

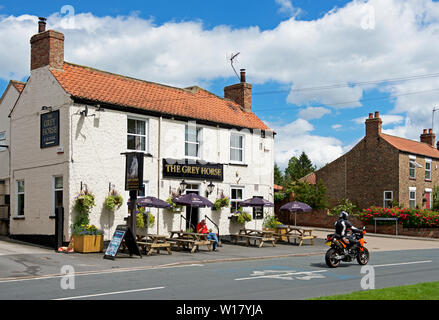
[284,152,316,183]
[286,180,328,210]
[274,163,284,186]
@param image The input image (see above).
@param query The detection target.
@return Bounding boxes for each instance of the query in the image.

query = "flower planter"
[73,235,104,253]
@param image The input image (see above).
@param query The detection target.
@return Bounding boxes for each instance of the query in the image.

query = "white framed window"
[425,188,433,210]
[52,176,63,217]
[0,131,6,152]
[127,118,148,152]
[16,180,25,217]
[409,155,416,179]
[425,158,432,181]
[383,191,393,208]
[138,181,150,198]
[409,187,416,209]
[185,125,202,159]
[230,133,245,163]
[230,186,244,213]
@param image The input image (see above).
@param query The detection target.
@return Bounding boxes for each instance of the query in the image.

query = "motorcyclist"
[334,211,362,254]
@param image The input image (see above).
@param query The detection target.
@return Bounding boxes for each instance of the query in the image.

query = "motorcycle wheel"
[357,248,370,265]
[325,248,340,268]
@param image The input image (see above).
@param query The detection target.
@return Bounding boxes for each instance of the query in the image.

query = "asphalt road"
[0,248,438,301]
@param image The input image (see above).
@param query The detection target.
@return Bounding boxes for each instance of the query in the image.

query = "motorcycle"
[325,227,369,268]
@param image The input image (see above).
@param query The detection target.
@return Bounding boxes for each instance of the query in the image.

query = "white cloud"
[298,106,331,120]
[269,119,344,169]
[3,1,439,164]
[332,124,342,130]
[275,0,304,18]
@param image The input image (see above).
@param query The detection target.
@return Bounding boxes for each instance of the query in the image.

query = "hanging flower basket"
[105,190,124,212]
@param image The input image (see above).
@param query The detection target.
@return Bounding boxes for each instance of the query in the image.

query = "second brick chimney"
[365,111,382,137]
[420,128,436,147]
[30,17,64,71]
[224,69,252,112]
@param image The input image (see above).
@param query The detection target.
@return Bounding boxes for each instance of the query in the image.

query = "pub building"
[0,19,274,246]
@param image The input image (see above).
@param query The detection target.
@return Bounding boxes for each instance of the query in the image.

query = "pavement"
[0,228,439,281]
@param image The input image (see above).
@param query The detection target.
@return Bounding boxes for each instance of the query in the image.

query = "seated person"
[196,219,219,251]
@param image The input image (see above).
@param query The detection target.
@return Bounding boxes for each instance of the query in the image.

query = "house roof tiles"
[381,133,439,159]
[50,62,270,131]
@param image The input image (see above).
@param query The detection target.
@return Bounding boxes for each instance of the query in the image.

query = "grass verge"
[311,281,439,300]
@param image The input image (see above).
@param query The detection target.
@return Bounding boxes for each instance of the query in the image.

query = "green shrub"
[329,199,359,217]
[105,191,124,212]
[263,215,282,229]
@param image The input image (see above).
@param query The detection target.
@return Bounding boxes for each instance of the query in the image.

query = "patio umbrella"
[280,201,312,226]
[240,196,274,229]
[137,197,172,235]
[173,193,214,231]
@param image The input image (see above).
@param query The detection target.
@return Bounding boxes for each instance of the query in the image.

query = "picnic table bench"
[231,229,276,248]
[167,231,214,253]
[273,225,317,246]
[136,234,172,256]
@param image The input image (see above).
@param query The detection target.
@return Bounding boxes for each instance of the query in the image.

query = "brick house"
[315,111,439,210]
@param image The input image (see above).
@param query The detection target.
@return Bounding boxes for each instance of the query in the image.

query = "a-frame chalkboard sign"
[104,225,142,260]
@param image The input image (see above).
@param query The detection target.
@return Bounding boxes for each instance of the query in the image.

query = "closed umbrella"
[240,196,274,229]
[137,196,171,235]
[173,193,214,231]
[280,201,312,226]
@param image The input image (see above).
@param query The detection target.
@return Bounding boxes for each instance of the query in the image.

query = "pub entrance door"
[185,184,199,231]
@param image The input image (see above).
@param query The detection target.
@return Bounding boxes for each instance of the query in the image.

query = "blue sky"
[2,0,439,169]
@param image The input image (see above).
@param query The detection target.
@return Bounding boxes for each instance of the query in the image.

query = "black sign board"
[40,110,60,149]
[125,153,144,191]
[104,225,142,260]
[163,159,224,182]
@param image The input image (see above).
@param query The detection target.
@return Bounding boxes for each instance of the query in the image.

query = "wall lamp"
[41,106,53,112]
[207,181,215,195]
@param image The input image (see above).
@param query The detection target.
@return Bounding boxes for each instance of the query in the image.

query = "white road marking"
[372,260,433,268]
[0,263,204,284]
[54,286,165,300]
[235,270,328,281]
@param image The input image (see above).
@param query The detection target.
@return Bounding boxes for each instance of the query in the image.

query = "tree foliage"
[284,152,316,183]
[286,180,328,209]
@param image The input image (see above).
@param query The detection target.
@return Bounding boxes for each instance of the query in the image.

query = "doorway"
[185,184,199,231]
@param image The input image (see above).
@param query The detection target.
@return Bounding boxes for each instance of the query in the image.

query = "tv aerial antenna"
[228,52,241,81]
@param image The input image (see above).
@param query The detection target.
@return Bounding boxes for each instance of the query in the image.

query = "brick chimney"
[30,17,64,71]
[420,128,435,147]
[365,111,382,137]
[224,69,252,112]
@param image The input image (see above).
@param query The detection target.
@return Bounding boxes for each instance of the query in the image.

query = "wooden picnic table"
[231,228,276,248]
[167,231,213,253]
[273,225,317,246]
[136,234,172,256]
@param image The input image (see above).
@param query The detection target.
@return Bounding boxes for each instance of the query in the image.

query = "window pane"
[17,181,24,193]
[55,177,63,189]
[17,194,24,215]
[185,143,198,157]
[186,126,198,143]
[55,190,63,208]
[127,119,136,134]
[127,135,145,151]
[231,134,243,148]
[231,149,243,162]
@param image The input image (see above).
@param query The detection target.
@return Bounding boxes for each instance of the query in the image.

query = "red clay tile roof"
[10,80,25,93]
[50,62,270,131]
[299,172,316,185]
[273,184,283,191]
[381,133,439,159]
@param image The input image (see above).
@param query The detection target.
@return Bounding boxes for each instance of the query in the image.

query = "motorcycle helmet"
[339,211,349,220]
